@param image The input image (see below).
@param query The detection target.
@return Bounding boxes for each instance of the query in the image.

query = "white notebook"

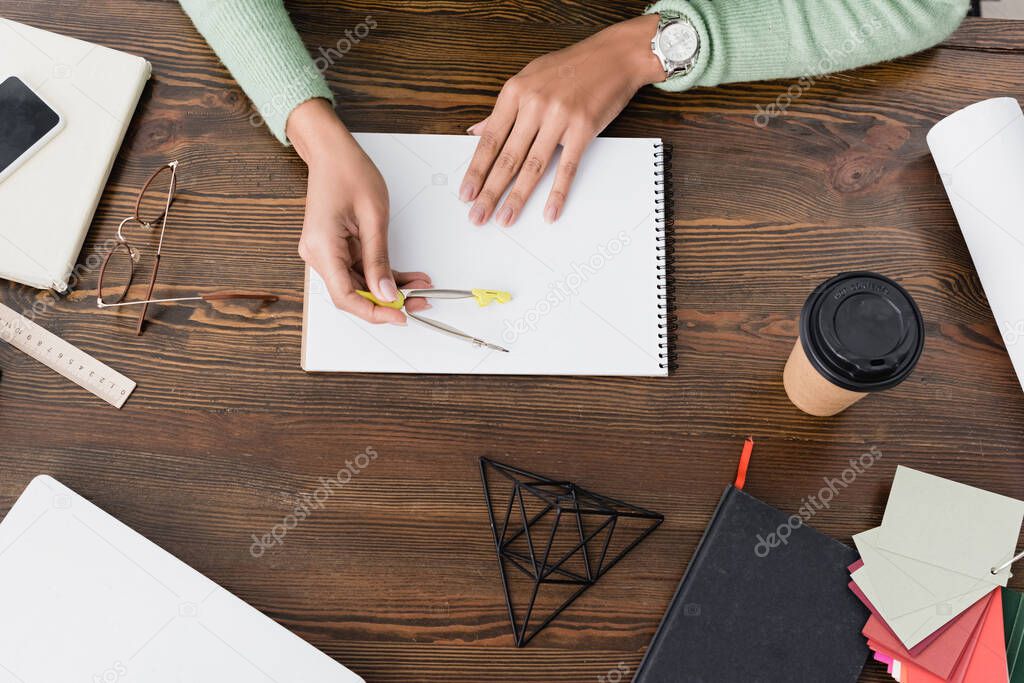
[0,19,151,291]
[302,133,669,375]
[0,475,363,682]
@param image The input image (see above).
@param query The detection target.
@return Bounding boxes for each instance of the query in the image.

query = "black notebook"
[634,486,868,683]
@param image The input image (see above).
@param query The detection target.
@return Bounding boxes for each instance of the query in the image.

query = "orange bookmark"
[734,437,754,489]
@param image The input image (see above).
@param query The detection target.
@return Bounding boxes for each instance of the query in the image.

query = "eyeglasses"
[97,161,278,335]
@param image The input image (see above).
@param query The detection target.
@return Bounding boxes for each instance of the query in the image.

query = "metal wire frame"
[479,457,664,647]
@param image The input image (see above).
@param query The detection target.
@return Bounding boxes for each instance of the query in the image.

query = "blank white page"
[928,97,1024,393]
[302,133,668,375]
[0,476,363,682]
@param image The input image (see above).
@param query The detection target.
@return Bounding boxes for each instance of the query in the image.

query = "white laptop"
[0,19,151,291]
[0,475,363,682]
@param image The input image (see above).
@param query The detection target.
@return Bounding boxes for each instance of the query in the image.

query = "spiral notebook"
[302,133,669,375]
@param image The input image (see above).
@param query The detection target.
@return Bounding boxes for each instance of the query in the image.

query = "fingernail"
[497,206,513,226]
[466,124,479,135]
[379,277,399,302]
[469,204,485,225]
[391,320,407,326]
[544,204,559,223]
[459,182,476,202]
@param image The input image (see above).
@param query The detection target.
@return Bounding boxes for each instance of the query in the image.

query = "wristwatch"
[649,12,701,79]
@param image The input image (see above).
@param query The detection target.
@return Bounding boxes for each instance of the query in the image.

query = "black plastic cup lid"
[799,272,924,392]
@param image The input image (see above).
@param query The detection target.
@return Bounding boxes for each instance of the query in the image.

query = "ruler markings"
[0,302,136,409]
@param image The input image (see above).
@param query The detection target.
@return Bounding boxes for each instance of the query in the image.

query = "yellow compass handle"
[471,289,512,307]
[355,290,406,309]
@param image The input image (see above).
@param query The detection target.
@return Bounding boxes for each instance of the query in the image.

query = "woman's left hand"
[460,14,667,228]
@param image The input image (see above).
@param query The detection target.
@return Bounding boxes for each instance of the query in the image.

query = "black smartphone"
[0,75,64,184]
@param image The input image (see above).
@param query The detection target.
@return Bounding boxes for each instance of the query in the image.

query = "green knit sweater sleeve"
[178,0,333,144]
[645,0,969,92]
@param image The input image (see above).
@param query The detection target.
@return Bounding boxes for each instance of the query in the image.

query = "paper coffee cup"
[784,272,924,417]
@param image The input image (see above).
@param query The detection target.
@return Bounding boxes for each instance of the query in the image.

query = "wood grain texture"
[1,3,1022,682]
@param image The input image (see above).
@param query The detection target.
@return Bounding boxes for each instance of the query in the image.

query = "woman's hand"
[460,14,666,227]
[288,98,430,324]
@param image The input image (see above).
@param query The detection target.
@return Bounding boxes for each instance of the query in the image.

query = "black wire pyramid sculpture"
[479,457,663,647]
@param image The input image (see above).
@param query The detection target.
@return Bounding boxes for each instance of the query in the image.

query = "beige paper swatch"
[877,466,1024,584]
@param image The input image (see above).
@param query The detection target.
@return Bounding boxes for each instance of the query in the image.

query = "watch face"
[659,21,699,63]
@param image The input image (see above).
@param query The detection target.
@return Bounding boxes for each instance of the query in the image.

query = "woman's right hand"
[287,98,431,324]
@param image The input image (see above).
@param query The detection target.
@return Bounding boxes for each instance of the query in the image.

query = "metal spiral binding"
[653,141,671,371]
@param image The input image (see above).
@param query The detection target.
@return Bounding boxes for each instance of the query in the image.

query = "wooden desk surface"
[2,3,1023,681]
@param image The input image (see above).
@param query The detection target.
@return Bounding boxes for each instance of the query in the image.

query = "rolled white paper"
[928,97,1024,392]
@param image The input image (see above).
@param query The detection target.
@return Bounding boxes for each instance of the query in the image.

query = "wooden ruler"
[0,302,136,409]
